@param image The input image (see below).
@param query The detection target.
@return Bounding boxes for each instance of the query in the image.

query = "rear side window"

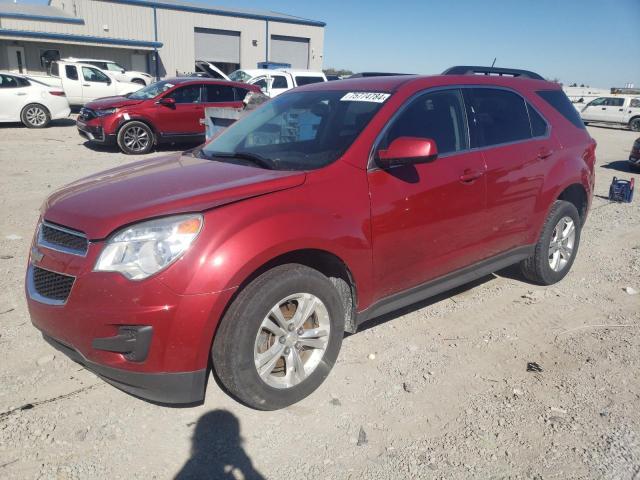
[295,76,324,86]
[464,88,531,147]
[527,104,548,137]
[204,84,235,102]
[65,65,78,80]
[537,90,586,129]
[234,87,250,101]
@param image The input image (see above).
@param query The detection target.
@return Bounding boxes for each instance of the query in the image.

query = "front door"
[368,88,488,299]
[0,74,27,120]
[80,66,116,102]
[581,97,618,122]
[154,84,204,135]
[7,46,26,74]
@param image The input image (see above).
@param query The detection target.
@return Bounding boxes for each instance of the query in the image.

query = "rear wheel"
[520,200,581,285]
[21,103,50,128]
[117,121,154,154]
[212,264,345,410]
[629,117,640,132]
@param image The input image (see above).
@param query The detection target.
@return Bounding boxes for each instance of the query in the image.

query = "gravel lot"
[0,118,639,479]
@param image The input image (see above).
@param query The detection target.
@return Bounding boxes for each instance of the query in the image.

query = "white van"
[580,96,640,131]
[30,60,143,107]
[228,68,326,97]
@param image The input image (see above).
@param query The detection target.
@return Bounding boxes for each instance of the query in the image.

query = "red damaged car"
[77,78,260,154]
[28,66,595,410]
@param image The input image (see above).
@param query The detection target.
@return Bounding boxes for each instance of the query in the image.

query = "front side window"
[588,97,606,107]
[271,75,288,89]
[464,88,531,147]
[252,77,268,90]
[381,89,469,155]
[295,76,325,86]
[82,67,110,83]
[167,85,201,104]
[204,84,235,102]
[229,70,251,82]
[65,65,78,81]
[202,90,388,170]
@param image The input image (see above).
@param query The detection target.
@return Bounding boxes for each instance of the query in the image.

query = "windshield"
[229,70,251,83]
[202,90,390,170]
[128,80,176,100]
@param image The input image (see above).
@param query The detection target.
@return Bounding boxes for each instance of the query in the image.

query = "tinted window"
[606,98,624,107]
[234,87,250,101]
[537,90,586,129]
[382,89,469,155]
[65,65,78,80]
[464,88,531,147]
[295,76,324,86]
[527,104,548,137]
[82,67,109,83]
[0,74,20,88]
[168,85,201,103]
[588,97,606,106]
[253,78,268,90]
[271,75,288,89]
[205,84,235,102]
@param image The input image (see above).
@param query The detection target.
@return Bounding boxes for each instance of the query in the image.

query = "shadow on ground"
[601,160,637,174]
[175,409,265,480]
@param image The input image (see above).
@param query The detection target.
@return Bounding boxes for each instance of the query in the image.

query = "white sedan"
[0,72,71,128]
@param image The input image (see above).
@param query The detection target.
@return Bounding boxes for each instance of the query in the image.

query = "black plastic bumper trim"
[92,325,153,362]
[41,333,207,405]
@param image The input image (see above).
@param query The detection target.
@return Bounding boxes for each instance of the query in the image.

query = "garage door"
[270,35,309,69]
[194,28,240,63]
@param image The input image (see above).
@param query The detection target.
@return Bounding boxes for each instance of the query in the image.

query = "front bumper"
[42,333,207,404]
[77,119,116,145]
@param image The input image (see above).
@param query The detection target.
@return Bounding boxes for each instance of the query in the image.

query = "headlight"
[95,108,117,117]
[95,214,203,280]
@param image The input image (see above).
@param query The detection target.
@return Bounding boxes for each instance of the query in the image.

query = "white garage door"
[270,35,309,69]
[194,28,240,63]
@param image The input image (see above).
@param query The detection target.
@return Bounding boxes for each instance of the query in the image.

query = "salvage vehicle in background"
[229,68,326,97]
[194,60,230,81]
[66,58,153,86]
[0,72,70,128]
[630,137,640,171]
[26,67,595,410]
[77,77,259,154]
[580,96,640,131]
[30,60,143,107]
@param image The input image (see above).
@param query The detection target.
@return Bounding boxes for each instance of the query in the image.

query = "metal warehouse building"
[0,0,325,78]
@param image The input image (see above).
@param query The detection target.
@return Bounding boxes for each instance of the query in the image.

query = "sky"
[16,0,640,87]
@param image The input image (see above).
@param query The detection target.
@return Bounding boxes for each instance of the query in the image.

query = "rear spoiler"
[442,65,544,80]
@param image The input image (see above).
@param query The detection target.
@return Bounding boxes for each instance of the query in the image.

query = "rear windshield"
[537,90,585,129]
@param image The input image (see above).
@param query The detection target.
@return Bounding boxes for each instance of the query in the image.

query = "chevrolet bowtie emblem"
[31,246,44,263]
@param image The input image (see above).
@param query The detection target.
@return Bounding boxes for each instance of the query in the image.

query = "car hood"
[85,96,145,109]
[42,153,306,239]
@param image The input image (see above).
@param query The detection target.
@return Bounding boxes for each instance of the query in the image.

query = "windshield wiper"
[207,151,274,170]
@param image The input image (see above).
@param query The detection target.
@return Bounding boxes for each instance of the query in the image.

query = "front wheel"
[21,104,50,128]
[117,121,154,154]
[212,264,345,410]
[629,117,640,132]
[520,200,581,285]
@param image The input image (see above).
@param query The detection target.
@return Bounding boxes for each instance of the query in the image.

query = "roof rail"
[442,65,545,81]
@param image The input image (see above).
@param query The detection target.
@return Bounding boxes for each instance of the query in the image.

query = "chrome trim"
[367,84,553,171]
[26,264,75,306]
[37,221,89,257]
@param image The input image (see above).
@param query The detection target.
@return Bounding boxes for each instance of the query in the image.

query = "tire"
[21,103,50,128]
[520,200,581,285]
[629,117,640,132]
[131,78,146,85]
[212,264,345,410]
[117,121,155,154]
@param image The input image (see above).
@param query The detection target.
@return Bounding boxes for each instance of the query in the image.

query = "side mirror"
[377,137,438,167]
[157,97,176,107]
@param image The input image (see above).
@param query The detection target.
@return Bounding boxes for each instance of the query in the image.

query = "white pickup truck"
[580,95,640,131]
[228,68,326,97]
[30,60,143,107]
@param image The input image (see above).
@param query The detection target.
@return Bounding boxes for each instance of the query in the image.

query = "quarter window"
[527,104,548,137]
[381,89,469,155]
[464,88,531,147]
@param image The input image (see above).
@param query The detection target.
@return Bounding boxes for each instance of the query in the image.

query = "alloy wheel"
[548,216,576,272]
[25,106,47,127]
[123,126,150,152]
[254,293,331,389]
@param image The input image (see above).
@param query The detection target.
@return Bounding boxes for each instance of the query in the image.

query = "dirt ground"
[0,118,638,480]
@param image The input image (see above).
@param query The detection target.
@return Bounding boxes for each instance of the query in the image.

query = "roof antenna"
[490,57,497,68]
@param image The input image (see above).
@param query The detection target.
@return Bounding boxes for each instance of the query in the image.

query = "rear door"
[154,83,203,135]
[80,66,115,102]
[601,97,626,123]
[463,87,560,255]
[368,88,488,298]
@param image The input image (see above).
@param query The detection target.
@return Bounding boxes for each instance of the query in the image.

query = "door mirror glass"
[377,137,438,167]
[158,97,176,107]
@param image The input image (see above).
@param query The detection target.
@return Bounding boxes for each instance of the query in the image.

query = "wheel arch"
[116,117,158,143]
[557,183,588,224]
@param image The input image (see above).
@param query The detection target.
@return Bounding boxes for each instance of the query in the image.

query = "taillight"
[49,91,66,97]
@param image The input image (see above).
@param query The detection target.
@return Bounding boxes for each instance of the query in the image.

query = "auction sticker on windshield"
[341,92,390,103]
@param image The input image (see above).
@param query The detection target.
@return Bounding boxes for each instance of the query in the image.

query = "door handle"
[537,148,554,159]
[83,84,90,87]
[15,92,27,96]
[601,107,606,110]
[619,108,624,111]
[459,169,484,183]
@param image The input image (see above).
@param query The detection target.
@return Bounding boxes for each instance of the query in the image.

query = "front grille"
[32,266,75,302]
[39,222,88,256]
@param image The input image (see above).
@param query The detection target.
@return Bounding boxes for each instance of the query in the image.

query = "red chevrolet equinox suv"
[77,77,260,154]
[27,66,596,410]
